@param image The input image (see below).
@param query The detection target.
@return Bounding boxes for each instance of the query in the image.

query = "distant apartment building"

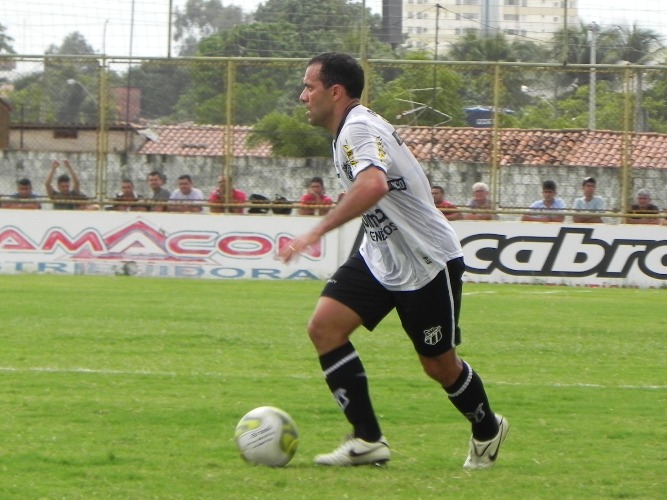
[403,0,579,51]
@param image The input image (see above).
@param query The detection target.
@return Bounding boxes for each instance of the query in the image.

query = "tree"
[173,0,249,56]
[446,33,549,111]
[127,62,192,122]
[248,109,331,158]
[370,53,467,127]
[0,22,16,71]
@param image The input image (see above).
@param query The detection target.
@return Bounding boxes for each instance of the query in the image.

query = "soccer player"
[279,52,508,468]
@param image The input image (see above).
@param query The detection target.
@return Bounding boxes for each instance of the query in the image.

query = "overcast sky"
[0,0,665,58]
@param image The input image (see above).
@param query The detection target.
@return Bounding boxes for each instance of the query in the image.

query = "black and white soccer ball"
[234,406,299,467]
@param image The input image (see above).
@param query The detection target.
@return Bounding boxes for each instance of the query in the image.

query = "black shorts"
[321,253,464,357]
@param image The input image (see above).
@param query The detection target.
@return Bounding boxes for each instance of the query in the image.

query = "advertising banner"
[0,210,665,287]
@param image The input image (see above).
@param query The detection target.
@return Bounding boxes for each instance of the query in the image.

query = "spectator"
[45,159,90,210]
[522,180,566,222]
[169,174,204,213]
[464,182,496,220]
[431,185,462,221]
[112,179,146,212]
[209,175,247,214]
[146,170,170,212]
[298,176,333,216]
[1,178,41,209]
[572,177,605,223]
[625,189,660,225]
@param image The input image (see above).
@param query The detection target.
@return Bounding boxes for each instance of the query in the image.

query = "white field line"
[1,366,665,390]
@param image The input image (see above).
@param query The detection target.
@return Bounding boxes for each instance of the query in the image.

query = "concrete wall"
[1,151,666,218]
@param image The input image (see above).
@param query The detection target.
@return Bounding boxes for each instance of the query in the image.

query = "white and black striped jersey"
[333,105,464,291]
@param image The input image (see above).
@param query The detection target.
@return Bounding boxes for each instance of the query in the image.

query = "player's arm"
[45,160,58,196]
[63,160,81,192]
[280,166,388,262]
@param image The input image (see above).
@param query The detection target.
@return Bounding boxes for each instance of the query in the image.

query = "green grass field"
[0,275,665,499]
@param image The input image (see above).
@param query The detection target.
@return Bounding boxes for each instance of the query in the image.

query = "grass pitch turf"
[0,275,665,499]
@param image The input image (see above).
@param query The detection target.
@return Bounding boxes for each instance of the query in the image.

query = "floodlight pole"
[588,22,600,130]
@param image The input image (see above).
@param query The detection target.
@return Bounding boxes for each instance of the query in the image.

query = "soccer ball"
[234,406,299,467]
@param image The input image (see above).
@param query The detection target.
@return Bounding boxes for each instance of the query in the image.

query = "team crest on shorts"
[423,325,442,345]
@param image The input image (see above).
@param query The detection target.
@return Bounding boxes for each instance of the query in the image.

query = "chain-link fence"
[1,55,666,219]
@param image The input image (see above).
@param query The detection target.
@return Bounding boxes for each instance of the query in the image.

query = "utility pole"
[588,22,600,130]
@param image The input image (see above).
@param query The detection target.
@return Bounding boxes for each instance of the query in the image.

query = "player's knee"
[420,351,463,387]
[306,316,328,346]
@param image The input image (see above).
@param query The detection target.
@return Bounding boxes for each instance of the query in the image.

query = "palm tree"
[606,24,663,131]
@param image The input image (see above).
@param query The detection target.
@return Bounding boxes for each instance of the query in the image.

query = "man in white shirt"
[169,174,204,213]
[279,52,508,469]
[572,177,605,223]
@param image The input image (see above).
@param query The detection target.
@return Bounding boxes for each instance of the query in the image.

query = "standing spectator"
[521,180,566,222]
[112,179,146,212]
[44,159,89,210]
[463,182,496,220]
[625,189,660,225]
[1,178,41,209]
[298,176,334,216]
[169,175,204,213]
[431,185,462,221]
[280,52,507,469]
[209,175,247,214]
[146,170,170,212]
[572,177,605,223]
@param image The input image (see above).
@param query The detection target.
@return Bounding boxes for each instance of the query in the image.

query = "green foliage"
[128,62,193,122]
[248,110,331,157]
[0,276,664,498]
[369,54,467,127]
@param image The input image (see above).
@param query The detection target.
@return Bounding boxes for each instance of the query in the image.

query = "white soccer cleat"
[314,435,391,466]
[463,414,509,469]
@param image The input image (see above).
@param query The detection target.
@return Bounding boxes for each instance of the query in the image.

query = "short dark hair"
[178,174,192,182]
[17,177,32,187]
[310,176,324,186]
[148,170,166,182]
[582,176,596,186]
[308,52,364,99]
[431,185,444,194]
[542,180,557,191]
[57,174,71,184]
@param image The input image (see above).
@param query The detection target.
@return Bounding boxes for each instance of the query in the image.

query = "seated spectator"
[169,174,204,213]
[431,185,461,221]
[45,159,92,210]
[209,175,247,214]
[112,179,146,212]
[146,170,170,212]
[298,176,333,216]
[1,178,41,209]
[572,176,605,223]
[463,182,497,220]
[521,180,566,222]
[625,189,660,225]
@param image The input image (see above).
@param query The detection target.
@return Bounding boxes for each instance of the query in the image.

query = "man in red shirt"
[209,175,247,214]
[431,185,462,221]
[298,176,333,216]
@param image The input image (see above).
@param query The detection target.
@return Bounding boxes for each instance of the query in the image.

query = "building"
[403,0,579,51]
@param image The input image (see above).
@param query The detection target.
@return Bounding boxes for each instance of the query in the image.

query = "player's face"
[473,188,487,202]
[17,184,33,198]
[148,175,162,190]
[583,182,596,197]
[178,178,193,194]
[543,189,556,202]
[300,64,335,130]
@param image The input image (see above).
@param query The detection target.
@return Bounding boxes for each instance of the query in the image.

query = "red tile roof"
[139,124,667,168]
[138,124,271,157]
